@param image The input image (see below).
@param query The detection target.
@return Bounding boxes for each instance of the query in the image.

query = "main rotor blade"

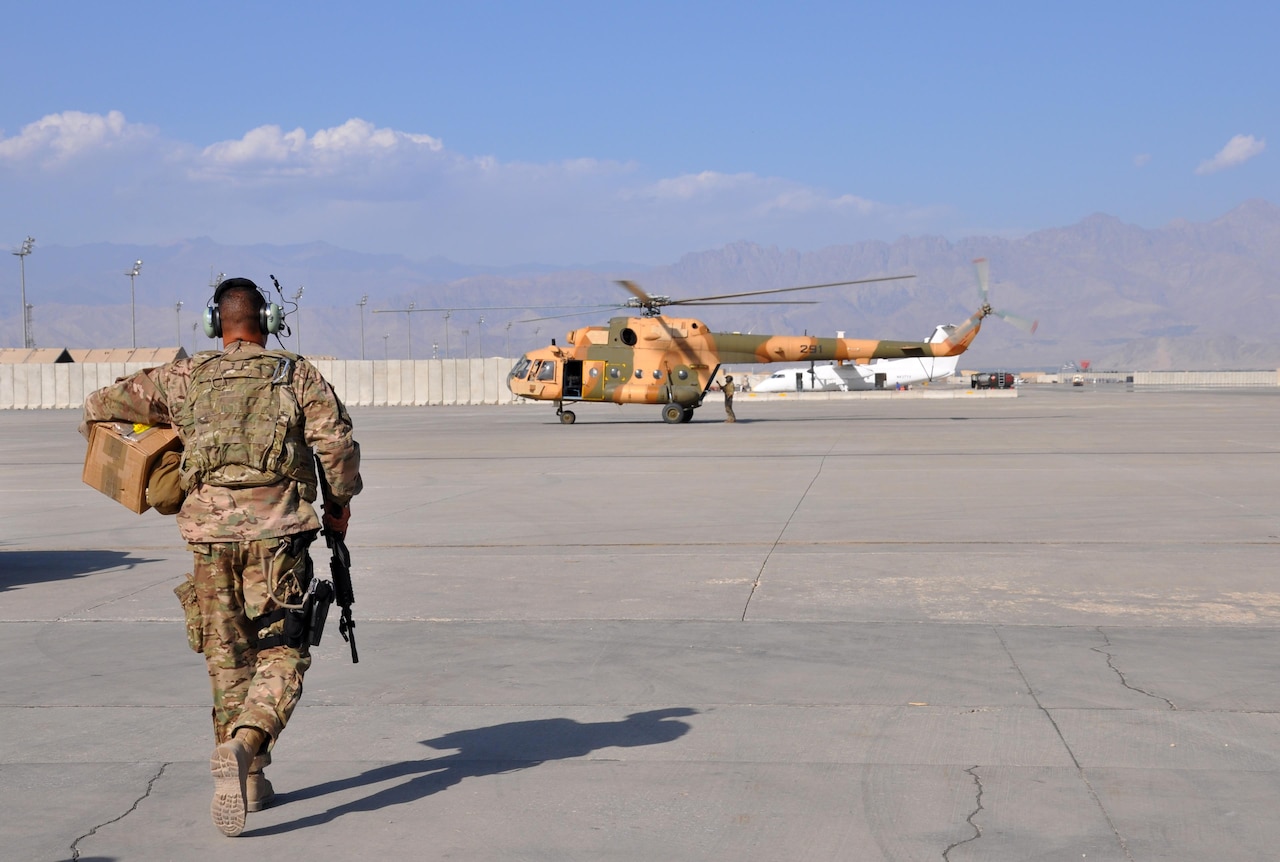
[665,273,915,305]
[674,300,820,307]
[617,279,655,305]
[520,307,627,323]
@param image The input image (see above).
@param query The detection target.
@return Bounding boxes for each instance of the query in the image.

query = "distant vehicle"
[1072,375,1085,386]
[971,371,1017,389]
[754,325,961,392]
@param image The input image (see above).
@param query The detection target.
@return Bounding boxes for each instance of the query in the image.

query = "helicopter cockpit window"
[511,357,532,379]
[537,361,556,381]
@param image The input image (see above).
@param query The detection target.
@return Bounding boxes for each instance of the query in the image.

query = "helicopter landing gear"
[556,404,576,425]
[662,404,685,424]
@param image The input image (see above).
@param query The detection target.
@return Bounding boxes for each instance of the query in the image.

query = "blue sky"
[1,0,1274,266]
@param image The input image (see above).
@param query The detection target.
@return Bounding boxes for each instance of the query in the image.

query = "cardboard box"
[82,423,182,513]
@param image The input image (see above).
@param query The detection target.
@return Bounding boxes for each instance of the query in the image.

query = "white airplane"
[753,325,961,392]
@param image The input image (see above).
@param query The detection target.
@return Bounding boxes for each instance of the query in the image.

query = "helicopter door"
[795,371,804,391]
[563,360,583,398]
[874,372,887,389]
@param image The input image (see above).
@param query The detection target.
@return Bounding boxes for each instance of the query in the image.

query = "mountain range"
[4,199,1279,370]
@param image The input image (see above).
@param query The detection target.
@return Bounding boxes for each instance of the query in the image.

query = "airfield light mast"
[12,237,35,349]
[174,301,183,350]
[292,286,304,354]
[358,294,368,359]
[125,259,143,349]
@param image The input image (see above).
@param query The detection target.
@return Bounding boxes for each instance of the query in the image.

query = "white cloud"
[0,109,930,264]
[1195,134,1265,175]
[0,110,155,165]
[198,118,444,177]
[630,171,879,217]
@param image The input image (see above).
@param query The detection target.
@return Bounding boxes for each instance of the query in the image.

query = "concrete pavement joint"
[942,765,984,861]
[69,762,168,861]
[1093,627,1178,710]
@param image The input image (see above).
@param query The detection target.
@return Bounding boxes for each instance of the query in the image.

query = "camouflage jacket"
[81,341,362,543]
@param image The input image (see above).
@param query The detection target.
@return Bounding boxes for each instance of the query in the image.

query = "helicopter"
[506,259,1036,424]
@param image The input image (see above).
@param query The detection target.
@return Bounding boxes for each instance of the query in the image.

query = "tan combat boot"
[209,737,253,836]
[246,754,275,812]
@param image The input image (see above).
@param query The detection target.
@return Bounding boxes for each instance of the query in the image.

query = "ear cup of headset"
[263,303,284,335]
[203,305,220,338]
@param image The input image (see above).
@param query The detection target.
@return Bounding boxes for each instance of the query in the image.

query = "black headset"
[203,277,284,338]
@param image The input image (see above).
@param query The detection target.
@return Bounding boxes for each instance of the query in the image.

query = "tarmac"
[3,385,1279,861]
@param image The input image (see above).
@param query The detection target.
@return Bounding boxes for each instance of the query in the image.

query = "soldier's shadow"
[253,707,698,835]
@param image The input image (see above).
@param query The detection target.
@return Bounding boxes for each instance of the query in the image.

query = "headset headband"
[213,277,265,306]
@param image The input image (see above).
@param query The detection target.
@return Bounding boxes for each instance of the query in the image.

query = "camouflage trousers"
[189,536,315,750]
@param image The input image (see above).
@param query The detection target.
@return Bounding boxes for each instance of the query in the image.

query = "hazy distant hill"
[4,200,1278,370]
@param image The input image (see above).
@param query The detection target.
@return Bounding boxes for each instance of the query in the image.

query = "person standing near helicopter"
[722,375,737,423]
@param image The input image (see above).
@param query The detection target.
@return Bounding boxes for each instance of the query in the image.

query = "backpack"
[175,350,317,495]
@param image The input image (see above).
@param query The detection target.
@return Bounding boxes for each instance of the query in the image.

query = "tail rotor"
[973,258,1038,334]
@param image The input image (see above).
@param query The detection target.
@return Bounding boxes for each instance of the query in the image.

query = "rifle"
[321,525,359,663]
[316,468,358,662]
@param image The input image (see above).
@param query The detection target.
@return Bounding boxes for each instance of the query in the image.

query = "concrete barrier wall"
[0,358,530,410]
[1131,370,1280,386]
[4,361,1279,409]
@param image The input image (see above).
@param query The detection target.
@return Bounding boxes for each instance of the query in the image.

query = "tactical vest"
[176,349,318,498]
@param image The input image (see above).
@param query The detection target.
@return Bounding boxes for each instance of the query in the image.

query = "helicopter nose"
[506,357,525,392]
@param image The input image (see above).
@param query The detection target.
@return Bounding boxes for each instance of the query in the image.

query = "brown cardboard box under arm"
[82,423,182,513]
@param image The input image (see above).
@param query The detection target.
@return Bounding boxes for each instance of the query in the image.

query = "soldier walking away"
[723,375,737,422]
[79,278,362,837]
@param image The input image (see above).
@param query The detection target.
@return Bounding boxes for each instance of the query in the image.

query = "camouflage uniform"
[81,341,362,749]
[722,377,736,422]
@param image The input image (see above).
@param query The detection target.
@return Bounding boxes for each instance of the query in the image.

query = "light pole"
[12,237,34,349]
[477,315,485,357]
[25,303,34,348]
[125,260,143,348]
[358,294,368,359]
[505,321,512,358]
[443,310,451,358]
[383,333,389,360]
[174,301,183,350]
[406,301,415,359]
[292,286,304,354]
[461,328,470,359]
[371,303,419,359]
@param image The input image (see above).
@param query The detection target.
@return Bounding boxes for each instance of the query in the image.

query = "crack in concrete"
[995,626,1135,861]
[1093,626,1178,710]
[741,448,832,621]
[942,765,984,860]
[70,762,168,861]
